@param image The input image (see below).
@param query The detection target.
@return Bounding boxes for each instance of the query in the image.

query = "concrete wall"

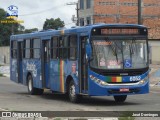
[149,41,160,64]
[0,46,10,64]
[78,0,94,25]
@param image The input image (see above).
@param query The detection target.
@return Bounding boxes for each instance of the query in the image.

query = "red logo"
[72,63,76,73]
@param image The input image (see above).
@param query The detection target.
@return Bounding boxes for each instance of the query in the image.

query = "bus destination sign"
[101,28,139,35]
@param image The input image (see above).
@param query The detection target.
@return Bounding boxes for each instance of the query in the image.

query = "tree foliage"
[24,28,38,33]
[0,8,65,46]
[43,18,65,30]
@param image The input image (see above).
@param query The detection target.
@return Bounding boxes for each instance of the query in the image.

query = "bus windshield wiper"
[129,38,136,62]
[105,37,119,63]
[129,44,132,61]
[130,38,136,55]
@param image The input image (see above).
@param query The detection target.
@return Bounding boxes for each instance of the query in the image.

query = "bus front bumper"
[88,80,149,96]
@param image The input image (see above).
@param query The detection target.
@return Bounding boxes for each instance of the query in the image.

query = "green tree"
[0,8,25,46]
[43,18,64,30]
[24,28,38,33]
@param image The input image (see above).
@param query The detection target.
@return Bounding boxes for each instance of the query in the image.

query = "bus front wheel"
[114,95,127,103]
[68,80,81,103]
[27,75,43,95]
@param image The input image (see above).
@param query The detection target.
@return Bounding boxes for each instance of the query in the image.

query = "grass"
[0,73,3,77]
[0,64,3,77]
[118,111,135,120]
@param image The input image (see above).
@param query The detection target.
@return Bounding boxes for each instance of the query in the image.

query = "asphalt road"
[0,77,160,111]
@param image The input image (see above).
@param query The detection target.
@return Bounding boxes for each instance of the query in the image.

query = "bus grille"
[107,81,139,84]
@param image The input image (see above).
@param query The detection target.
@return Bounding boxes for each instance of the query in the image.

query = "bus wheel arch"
[26,72,32,84]
[66,75,73,94]
[66,76,81,103]
[27,73,35,95]
[27,72,43,95]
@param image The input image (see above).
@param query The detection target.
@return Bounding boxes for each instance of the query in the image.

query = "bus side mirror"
[86,44,92,57]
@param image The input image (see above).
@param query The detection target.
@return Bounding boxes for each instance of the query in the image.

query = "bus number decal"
[130,76,141,81]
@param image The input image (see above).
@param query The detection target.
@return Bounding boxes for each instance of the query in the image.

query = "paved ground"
[0,64,160,119]
[0,75,160,111]
[0,77,160,120]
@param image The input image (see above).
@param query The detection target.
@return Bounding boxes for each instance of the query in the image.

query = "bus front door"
[42,40,50,88]
[79,37,88,94]
[17,41,23,83]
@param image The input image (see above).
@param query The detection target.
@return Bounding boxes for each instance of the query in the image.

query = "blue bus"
[10,24,149,103]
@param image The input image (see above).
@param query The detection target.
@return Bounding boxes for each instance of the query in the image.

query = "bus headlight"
[138,76,149,85]
[90,75,108,86]
[99,80,108,86]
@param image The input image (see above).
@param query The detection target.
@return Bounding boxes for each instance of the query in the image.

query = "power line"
[19,3,67,16]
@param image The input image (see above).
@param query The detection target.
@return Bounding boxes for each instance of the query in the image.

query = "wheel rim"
[28,77,32,92]
[69,84,76,98]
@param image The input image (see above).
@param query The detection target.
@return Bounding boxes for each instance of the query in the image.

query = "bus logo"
[72,63,76,73]
[0,5,24,24]
[2,112,11,117]
[6,5,18,19]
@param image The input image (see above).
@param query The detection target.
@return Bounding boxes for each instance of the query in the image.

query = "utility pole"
[76,3,79,26]
[11,24,14,35]
[116,0,120,23]
[138,0,142,24]
[67,2,79,26]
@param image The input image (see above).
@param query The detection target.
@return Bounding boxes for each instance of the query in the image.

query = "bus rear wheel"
[114,95,127,103]
[68,80,81,103]
[27,75,43,95]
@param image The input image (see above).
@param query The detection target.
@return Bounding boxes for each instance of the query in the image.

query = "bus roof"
[10,24,147,40]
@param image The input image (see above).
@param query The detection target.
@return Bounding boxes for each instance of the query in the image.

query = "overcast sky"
[0,0,77,30]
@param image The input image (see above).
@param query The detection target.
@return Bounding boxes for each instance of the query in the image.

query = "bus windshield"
[90,38,148,70]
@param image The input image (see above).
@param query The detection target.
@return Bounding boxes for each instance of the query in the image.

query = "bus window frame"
[68,34,78,61]
[50,36,59,60]
[23,38,41,59]
[24,38,32,59]
[59,35,69,60]
[32,38,41,59]
[11,40,17,59]
[50,34,78,61]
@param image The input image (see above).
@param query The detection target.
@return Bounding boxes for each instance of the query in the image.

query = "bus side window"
[58,36,69,59]
[51,36,59,59]
[63,36,69,59]
[24,39,31,59]
[59,36,63,59]
[33,38,40,59]
[11,41,17,59]
[69,35,77,60]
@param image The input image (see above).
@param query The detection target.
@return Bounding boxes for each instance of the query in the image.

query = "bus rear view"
[86,25,149,102]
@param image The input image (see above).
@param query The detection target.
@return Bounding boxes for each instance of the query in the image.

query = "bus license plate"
[120,88,129,92]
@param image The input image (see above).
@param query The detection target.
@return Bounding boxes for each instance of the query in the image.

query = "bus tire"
[114,95,127,103]
[27,75,43,95]
[68,80,81,103]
